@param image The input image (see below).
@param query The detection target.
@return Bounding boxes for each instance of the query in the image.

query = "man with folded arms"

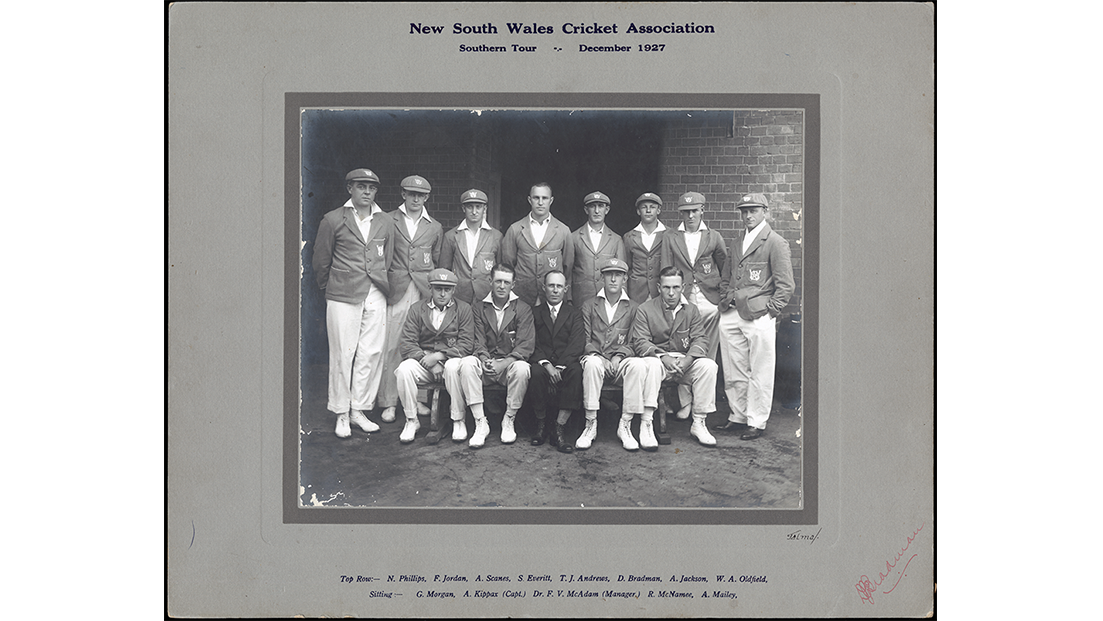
[472,264,534,445]
[631,266,719,449]
[527,270,585,452]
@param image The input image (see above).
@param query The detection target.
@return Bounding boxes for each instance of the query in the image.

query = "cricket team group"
[311,168,795,453]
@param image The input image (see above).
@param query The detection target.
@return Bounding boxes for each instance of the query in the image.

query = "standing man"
[623,192,667,304]
[527,270,585,453]
[379,175,444,424]
[570,191,627,305]
[714,193,795,441]
[661,191,728,361]
[311,168,395,438]
[631,266,719,448]
[472,264,534,445]
[395,269,490,447]
[501,182,574,307]
[578,258,660,451]
[438,188,503,305]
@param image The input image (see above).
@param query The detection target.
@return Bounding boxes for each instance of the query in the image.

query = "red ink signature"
[855,523,923,605]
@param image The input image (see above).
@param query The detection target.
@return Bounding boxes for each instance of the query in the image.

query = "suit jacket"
[473,294,535,363]
[501,214,575,306]
[398,299,477,362]
[661,224,728,305]
[622,223,667,303]
[631,296,709,359]
[720,222,795,320]
[582,293,638,358]
[530,300,585,367]
[438,222,503,305]
[570,224,627,305]
[311,202,394,303]
[386,204,444,305]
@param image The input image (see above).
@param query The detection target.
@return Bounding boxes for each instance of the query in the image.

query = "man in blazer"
[501,182,575,307]
[623,192,667,304]
[379,175,444,424]
[527,269,584,452]
[472,264,534,445]
[395,269,490,446]
[714,193,795,441]
[579,258,661,451]
[438,188,503,305]
[570,191,627,305]
[631,266,719,449]
[311,168,395,438]
[660,191,729,360]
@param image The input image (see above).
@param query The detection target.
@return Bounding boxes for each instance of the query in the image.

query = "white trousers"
[718,309,777,429]
[581,355,660,415]
[686,285,720,360]
[325,286,387,414]
[395,356,483,421]
[378,282,421,408]
[664,356,718,414]
[482,359,531,410]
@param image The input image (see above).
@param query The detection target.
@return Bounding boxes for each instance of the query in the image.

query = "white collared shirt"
[587,224,604,251]
[399,203,433,238]
[678,221,709,262]
[482,291,519,331]
[344,200,383,240]
[633,220,666,252]
[529,214,550,248]
[458,218,492,266]
[596,288,623,323]
[547,300,562,323]
[429,299,454,330]
[742,219,767,256]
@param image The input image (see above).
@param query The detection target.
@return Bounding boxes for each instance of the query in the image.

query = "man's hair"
[491,263,515,280]
[659,266,684,281]
[543,268,566,284]
[529,182,552,196]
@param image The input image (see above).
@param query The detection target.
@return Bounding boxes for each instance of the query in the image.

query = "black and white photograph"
[291,103,815,516]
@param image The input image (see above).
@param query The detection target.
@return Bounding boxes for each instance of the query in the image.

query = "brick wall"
[656,111,804,315]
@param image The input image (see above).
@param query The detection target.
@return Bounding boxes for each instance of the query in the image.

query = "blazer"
[570,225,627,305]
[622,224,667,303]
[398,298,477,362]
[437,222,503,305]
[530,300,585,367]
[720,222,795,320]
[473,294,536,363]
[630,296,710,359]
[501,214,575,306]
[386,204,444,305]
[582,293,638,359]
[661,224,729,305]
[311,203,394,303]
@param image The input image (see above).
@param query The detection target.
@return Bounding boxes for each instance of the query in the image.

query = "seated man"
[395,268,490,447]
[579,258,661,451]
[528,269,585,453]
[472,264,534,445]
[631,266,719,448]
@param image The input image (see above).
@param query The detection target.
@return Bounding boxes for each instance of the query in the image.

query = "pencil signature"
[855,522,923,605]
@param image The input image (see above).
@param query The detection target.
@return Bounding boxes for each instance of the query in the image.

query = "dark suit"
[528,300,584,418]
[438,222,503,305]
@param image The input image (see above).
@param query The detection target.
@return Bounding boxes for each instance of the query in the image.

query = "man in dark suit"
[311,168,395,438]
[501,182,575,307]
[527,269,584,452]
[472,264,534,445]
[438,188,503,305]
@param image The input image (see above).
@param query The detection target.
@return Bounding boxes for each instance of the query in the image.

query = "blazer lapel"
[342,210,367,244]
[457,229,472,267]
[520,220,538,250]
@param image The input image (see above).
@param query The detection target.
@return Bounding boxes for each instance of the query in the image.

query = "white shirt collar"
[596,288,625,304]
[343,199,382,215]
[677,221,708,232]
[744,219,767,241]
[427,299,455,311]
[529,213,551,226]
[633,221,667,234]
[458,218,492,232]
[399,203,433,223]
[481,291,519,307]
[661,296,689,315]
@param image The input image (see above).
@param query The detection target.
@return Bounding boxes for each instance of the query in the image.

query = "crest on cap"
[677,191,706,209]
[345,168,380,183]
[461,189,488,204]
[427,268,458,286]
[401,175,432,193]
[635,192,663,207]
[738,193,769,209]
[599,257,628,273]
[584,191,610,206]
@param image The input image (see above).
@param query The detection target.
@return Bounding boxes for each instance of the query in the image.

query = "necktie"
[550,306,558,323]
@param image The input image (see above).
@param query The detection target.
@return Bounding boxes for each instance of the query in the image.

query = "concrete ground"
[299,364,802,509]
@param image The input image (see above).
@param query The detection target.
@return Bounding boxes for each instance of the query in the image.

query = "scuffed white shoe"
[469,417,490,449]
[399,418,420,443]
[500,415,517,444]
[349,410,380,433]
[380,406,397,423]
[690,419,717,446]
[575,418,598,450]
[639,419,658,451]
[452,420,469,442]
[417,402,431,417]
[616,416,639,451]
[675,404,692,420]
[335,413,352,438]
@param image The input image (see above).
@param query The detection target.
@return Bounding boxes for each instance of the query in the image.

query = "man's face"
[659,275,683,309]
[585,201,608,226]
[602,270,626,298]
[490,270,514,305]
[681,206,703,232]
[528,185,554,220]
[543,272,567,306]
[402,190,429,211]
[741,206,766,231]
[637,200,660,226]
[462,201,486,227]
[347,181,378,210]
[431,284,455,309]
